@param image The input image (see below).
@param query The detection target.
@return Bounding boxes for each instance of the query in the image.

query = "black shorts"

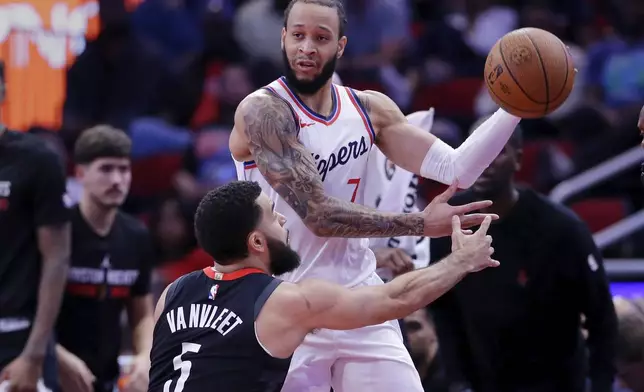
[0,331,58,391]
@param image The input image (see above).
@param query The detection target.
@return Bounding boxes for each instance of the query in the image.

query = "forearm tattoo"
[242,93,423,238]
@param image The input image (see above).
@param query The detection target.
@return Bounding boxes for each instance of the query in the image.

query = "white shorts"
[281,273,423,392]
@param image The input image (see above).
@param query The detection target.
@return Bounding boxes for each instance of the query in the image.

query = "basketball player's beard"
[282,48,337,96]
[266,237,301,276]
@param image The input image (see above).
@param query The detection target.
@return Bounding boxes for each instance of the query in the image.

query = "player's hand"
[450,215,499,273]
[422,182,499,238]
[57,347,95,392]
[638,105,644,135]
[121,355,149,392]
[0,355,42,392]
[374,248,414,276]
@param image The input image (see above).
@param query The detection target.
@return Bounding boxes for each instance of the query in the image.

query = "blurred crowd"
[2,0,644,390]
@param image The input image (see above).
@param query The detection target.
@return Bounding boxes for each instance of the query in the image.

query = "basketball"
[484,28,575,118]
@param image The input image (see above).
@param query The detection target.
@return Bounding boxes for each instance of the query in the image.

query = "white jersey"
[234,77,377,287]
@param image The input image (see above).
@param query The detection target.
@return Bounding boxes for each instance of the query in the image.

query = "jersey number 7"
[347,178,361,203]
[163,342,202,392]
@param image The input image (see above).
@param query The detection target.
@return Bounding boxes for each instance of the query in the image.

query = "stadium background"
[0,0,643,390]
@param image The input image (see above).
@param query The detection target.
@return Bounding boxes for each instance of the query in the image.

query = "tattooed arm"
[234,91,425,238]
[357,90,520,188]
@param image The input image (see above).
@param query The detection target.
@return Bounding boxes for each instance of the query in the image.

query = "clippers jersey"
[234,77,377,287]
[148,267,290,392]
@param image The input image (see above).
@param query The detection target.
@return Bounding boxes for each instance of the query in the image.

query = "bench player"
[229,0,522,390]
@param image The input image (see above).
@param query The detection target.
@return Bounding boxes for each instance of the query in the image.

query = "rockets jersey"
[234,76,377,287]
[148,267,290,392]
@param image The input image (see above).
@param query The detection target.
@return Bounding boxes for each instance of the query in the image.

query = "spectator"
[405,308,449,392]
[585,0,644,122]
[613,297,644,392]
[63,23,169,134]
[340,0,413,107]
[234,0,289,68]
[429,120,618,392]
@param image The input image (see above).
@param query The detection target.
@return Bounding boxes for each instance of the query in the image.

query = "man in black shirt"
[0,64,72,391]
[148,181,499,392]
[429,122,618,392]
[55,126,154,392]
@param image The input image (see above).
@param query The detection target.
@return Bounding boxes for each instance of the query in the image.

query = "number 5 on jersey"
[163,342,202,392]
[347,178,361,203]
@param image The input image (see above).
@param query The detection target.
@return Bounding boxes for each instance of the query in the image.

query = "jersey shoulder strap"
[253,278,283,320]
[164,271,201,309]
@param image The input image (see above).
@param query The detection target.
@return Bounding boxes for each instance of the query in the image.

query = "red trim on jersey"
[344,87,375,144]
[202,267,267,281]
[276,78,341,126]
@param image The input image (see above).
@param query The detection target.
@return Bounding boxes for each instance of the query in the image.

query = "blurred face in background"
[77,157,131,208]
[404,309,438,368]
[471,142,522,200]
[281,2,346,95]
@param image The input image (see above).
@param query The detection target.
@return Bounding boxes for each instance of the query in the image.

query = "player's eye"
[317,36,329,41]
[292,33,303,38]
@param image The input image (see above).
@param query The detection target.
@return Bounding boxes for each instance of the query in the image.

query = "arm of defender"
[292,251,471,331]
[361,90,521,188]
[234,91,425,238]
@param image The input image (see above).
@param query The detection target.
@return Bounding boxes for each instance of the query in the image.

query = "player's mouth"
[295,60,316,72]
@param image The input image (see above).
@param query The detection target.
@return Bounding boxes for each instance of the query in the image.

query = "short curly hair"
[74,125,131,164]
[194,181,263,264]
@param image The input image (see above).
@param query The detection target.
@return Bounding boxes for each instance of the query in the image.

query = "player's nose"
[299,40,316,54]
[277,212,287,226]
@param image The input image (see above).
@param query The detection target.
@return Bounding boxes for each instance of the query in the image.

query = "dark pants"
[0,332,58,391]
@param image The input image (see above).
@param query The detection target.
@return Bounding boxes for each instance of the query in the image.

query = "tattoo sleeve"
[241,93,424,238]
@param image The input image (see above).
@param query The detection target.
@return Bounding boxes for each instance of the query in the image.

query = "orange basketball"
[484,28,576,118]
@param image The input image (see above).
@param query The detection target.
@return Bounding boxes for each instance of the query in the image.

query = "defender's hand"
[422,182,498,238]
[451,215,499,273]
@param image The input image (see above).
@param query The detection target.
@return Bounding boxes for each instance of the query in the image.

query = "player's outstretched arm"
[234,91,427,238]
[290,216,498,331]
[359,90,521,188]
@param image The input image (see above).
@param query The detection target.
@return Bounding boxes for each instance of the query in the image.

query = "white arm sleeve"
[419,108,520,188]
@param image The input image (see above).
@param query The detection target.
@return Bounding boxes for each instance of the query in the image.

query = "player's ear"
[281,28,286,50]
[247,230,267,254]
[75,164,86,181]
[514,148,523,172]
[337,36,347,58]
